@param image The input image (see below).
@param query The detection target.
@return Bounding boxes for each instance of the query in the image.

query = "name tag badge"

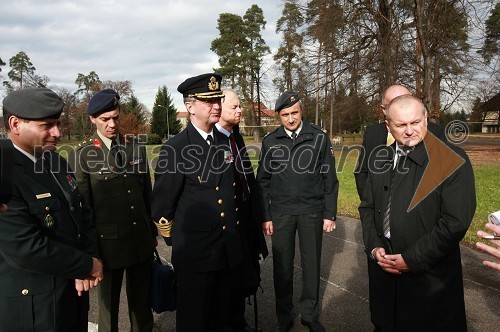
[98,168,112,175]
[36,193,52,199]
[130,157,143,165]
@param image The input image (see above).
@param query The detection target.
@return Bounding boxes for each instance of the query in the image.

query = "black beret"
[177,73,225,100]
[275,91,301,112]
[87,89,120,115]
[2,88,64,120]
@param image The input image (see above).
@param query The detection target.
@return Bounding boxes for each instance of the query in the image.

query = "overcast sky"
[0,0,284,110]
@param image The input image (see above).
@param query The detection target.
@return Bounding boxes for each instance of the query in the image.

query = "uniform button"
[124,174,127,178]
[101,235,104,238]
[383,186,388,191]
[222,225,227,230]
[234,195,237,199]
[216,186,220,191]
[70,206,75,212]
[232,182,236,187]
[220,212,225,218]
[218,199,223,205]
[133,222,137,225]
[21,289,29,296]
[377,209,381,214]
[236,221,240,225]
[235,207,239,212]
[45,206,50,212]
[77,234,81,239]
[130,206,135,210]
[127,190,131,194]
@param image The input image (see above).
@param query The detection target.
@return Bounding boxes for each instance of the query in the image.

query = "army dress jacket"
[359,137,476,331]
[0,149,96,332]
[151,123,243,273]
[256,119,339,221]
[69,134,156,270]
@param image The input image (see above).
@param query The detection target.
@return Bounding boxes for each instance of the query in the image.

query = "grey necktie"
[382,151,407,238]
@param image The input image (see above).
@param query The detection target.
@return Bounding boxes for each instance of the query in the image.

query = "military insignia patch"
[67,175,78,191]
[93,138,101,148]
[44,214,55,228]
[208,76,219,91]
[130,157,143,165]
[224,151,233,164]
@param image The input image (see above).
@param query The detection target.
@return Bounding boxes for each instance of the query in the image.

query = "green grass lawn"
[67,142,497,247]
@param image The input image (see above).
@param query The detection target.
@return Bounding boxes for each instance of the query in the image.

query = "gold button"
[104,176,108,180]
[70,206,75,212]
[21,289,29,296]
[45,206,50,212]
[130,206,135,210]
[232,182,236,187]
[222,225,227,230]
[220,212,225,218]
[216,186,220,191]
[218,199,223,205]
[124,174,127,178]
[127,190,131,194]
[236,221,240,225]
[101,235,104,238]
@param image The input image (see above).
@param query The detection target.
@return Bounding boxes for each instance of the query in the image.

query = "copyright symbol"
[445,120,469,144]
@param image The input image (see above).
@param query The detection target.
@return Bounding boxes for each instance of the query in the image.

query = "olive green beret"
[2,88,64,119]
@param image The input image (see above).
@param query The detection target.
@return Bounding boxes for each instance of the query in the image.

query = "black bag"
[150,249,176,313]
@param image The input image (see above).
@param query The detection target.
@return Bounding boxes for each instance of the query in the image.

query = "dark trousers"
[271,212,323,324]
[176,269,232,332]
[98,257,153,332]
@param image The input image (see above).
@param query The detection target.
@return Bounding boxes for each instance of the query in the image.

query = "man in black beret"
[0,88,103,331]
[152,73,244,331]
[256,91,339,332]
[68,88,156,332]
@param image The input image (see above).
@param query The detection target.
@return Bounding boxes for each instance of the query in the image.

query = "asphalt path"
[88,216,500,331]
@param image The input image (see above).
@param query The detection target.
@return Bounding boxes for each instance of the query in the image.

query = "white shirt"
[284,121,303,139]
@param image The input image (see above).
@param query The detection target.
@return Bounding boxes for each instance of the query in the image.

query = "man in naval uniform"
[152,73,243,332]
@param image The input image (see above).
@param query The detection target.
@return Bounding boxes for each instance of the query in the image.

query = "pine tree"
[150,86,181,139]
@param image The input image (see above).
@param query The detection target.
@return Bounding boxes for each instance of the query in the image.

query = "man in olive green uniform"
[0,88,103,331]
[69,89,156,332]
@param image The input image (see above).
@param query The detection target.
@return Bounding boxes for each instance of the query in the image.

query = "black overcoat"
[359,135,476,331]
[0,149,96,331]
[355,121,446,200]
[151,123,243,272]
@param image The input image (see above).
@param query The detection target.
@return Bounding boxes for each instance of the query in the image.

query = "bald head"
[381,84,411,115]
[385,95,427,147]
[219,88,242,131]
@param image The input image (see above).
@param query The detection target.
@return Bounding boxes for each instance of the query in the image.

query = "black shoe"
[300,319,326,332]
[274,320,293,332]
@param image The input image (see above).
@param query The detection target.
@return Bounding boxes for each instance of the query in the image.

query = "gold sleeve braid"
[154,217,173,238]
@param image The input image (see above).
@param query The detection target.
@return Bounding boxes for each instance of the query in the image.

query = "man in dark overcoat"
[68,89,156,332]
[256,91,339,332]
[355,84,447,200]
[151,73,244,332]
[359,94,476,331]
[216,88,269,331]
[0,88,103,331]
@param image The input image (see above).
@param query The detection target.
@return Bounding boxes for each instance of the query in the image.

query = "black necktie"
[291,132,297,141]
[111,140,122,166]
[382,152,408,238]
[206,135,214,146]
[229,133,250,200]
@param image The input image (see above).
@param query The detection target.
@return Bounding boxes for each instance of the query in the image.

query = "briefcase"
[150,249,176,313]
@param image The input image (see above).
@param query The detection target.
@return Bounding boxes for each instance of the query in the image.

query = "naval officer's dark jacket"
[0,149,96,332]
[256,119,339,221]
[151,123,243,272]
[359,133,476,331]
[68,134,156,270]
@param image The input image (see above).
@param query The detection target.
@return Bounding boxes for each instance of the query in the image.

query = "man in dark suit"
[0,88,103,331]
[359,95,475,331]
[68,89,156,332]
[355,84,447,200]
[257,91,339,332]
[152,73,243,332]
[216,88,269,331]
